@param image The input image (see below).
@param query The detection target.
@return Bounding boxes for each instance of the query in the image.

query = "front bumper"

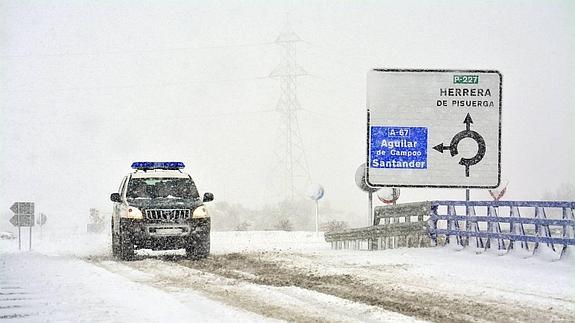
[120,218,210,250]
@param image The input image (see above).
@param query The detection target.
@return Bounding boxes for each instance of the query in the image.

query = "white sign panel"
[367,69,501,188]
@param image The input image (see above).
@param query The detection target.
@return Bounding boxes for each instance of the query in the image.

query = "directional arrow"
[9,215,18,226]
[10,214,34,227]
[433,113,486,177]
[463,113,473,131]
[432,143,450,153]
[10,202,34,215]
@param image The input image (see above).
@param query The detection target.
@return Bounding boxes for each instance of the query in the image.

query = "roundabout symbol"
[433,113,486,177]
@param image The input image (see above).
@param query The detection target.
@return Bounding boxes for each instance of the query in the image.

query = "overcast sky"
[1,0,573,227]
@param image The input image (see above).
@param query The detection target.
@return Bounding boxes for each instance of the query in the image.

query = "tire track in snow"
[0,258,42,320]
[175,252,575,323]
[91,255,422,323]
[272,252,575,315]
[89,251,575,322]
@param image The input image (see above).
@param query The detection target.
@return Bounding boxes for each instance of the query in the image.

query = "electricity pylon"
[269,22,312,201]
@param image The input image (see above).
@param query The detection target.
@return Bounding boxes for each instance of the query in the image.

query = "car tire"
[111,220,119,258]
[119,231,135,261]
[186,234,210,260]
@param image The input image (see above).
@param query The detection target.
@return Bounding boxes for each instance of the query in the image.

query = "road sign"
[306,184,325,201]
[10,202,34,215]
[377,188,400,204]
[37,213,47,226]
[10,214,35,227]
[367,69,501,188]
[9,202,35,227]
[489,180,509,201]
[355,163,379,193]
[9,202,35,250]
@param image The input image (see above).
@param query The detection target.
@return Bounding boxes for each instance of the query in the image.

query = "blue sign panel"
[370,126,428,169]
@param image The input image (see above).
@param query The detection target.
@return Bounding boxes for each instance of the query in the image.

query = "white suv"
[110,162,213,260]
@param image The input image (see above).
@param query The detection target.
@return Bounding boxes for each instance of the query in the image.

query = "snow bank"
[212,231,330,253]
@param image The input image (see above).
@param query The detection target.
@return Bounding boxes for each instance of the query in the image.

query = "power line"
[302,40,372,62]
[300,108,358,124]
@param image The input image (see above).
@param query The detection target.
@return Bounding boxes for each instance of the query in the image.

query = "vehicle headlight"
[192,206,208,218]
[121,206,143,219]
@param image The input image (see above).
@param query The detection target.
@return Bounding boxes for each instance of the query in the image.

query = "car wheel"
[119,231,135,261]
[111,220,119,258]
[186,234,210,260]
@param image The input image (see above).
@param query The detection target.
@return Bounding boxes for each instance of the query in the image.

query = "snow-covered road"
[0,252,269,322]
[1,230,574,322]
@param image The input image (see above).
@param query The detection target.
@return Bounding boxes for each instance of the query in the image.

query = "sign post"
[9,202,35,251]
[307,184,325,235]
[367,69,502,188]
[355,163,380,226]
[18,204,21,250]
[37,213,47,239]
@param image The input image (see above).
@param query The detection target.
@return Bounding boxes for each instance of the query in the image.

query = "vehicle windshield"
[126,177,200,199]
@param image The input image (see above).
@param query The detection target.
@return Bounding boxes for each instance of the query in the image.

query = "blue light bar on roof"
[131,162,185,170]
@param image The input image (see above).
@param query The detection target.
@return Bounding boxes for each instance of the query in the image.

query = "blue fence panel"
[428,200,575,260]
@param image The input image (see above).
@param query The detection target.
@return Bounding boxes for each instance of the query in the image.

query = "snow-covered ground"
[1,229,574,322]
[0,252,269,322]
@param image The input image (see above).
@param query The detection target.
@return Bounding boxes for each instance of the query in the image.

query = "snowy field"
[1,229,574,322]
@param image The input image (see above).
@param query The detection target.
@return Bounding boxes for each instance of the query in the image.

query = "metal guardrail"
[429,201,575,259]
[325,202,432,250]
[325,200,575,259]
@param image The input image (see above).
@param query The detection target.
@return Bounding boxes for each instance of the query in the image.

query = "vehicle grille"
[145,209,191,221]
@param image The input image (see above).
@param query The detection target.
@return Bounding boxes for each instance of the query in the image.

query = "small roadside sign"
[37,213,47,226]
[10,214,34,227]
[10,202,34,216]
[367,69,502,188]
[9,201,35,251]
[9,202,35,227]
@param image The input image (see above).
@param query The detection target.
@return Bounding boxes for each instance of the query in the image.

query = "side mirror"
[110,193,122,202]
[202,192,214,203]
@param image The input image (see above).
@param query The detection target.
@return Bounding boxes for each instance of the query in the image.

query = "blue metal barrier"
[428,200,575,259]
